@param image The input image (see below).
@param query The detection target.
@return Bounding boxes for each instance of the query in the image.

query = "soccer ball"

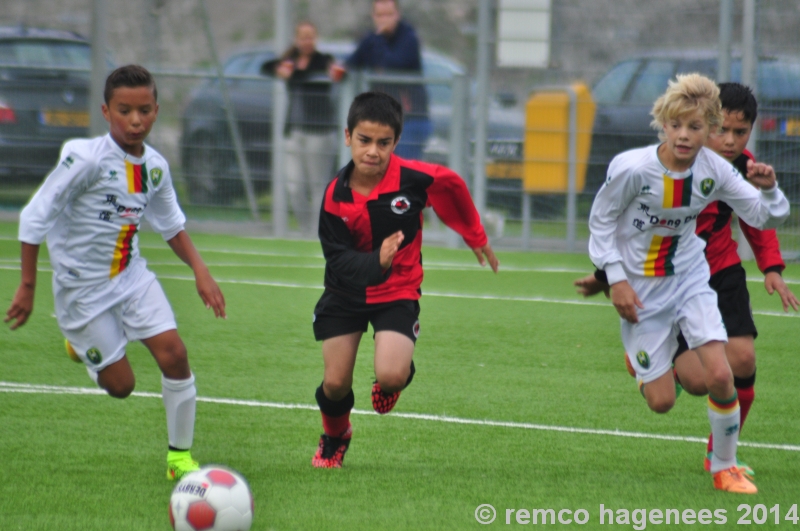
[169,466,254,531]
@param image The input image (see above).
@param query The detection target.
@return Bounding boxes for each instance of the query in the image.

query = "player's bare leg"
[142,329,199,480]
[96,356,136,398]
[704,335,756,477]
[372,331,414,414]
[313,332,361,468]
[673,350,707,396]
[695,340,756,493]
[639,370,678,414]
[321,332,361,400]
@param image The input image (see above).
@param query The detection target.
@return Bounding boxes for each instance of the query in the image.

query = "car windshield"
[592,60,640,104]
[0,39,90,69]
[628,60,675,104]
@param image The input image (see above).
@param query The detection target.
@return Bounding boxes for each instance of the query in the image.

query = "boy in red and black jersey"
[311,91,498,468]
[679,83,797,474]
[576,82,798,478]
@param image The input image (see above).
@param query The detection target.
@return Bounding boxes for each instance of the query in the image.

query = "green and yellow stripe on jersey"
[126,161,148,194]
[110,224,138,278]
[644,234,679,276]
[662,173,692,209]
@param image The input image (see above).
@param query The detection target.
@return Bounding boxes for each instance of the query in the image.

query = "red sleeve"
[739,218,785,274]
[737,149,785,274]
[425,164,488,249]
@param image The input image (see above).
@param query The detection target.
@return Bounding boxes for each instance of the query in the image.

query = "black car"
[0,26,91,182]
[587,51,800,200]
[179,43,524,204]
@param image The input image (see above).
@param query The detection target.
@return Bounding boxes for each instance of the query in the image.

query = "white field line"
[0,265,797,317]
[1,381,797,452]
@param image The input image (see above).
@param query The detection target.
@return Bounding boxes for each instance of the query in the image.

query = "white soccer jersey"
[19,134,186,287]
[589,145,789,285]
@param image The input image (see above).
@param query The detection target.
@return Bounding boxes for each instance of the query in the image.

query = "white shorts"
[53,260,177,371]
[621,256,727,384]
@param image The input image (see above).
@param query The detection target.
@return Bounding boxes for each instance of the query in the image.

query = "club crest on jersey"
[150,168,163,187]
[700,178,715,197]
[636,350,650,369]
[86,347,103,365]
[390,196,411,215]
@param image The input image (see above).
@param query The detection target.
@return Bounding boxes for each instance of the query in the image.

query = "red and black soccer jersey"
[696,149,785,276]
[319,154,488,304]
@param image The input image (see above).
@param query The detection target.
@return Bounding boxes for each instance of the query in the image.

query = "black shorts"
[675,263,757,358]
[312,290,421,343]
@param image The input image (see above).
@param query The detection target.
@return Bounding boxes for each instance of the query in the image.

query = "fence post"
[566,86,578,252]
[446,73,469,248]
[337,72,359,170]
[198,0,259,221]
[89,0,108,137]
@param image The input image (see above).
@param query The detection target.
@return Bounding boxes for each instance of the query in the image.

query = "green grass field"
[1,220,799,530]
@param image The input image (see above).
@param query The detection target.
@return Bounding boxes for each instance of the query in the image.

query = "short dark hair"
[718,82,757,124]
[104,64,158,104]
[347,91,403,139]
[373,0,399,8]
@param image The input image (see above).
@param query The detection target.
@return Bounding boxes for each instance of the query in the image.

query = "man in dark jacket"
[347,0,431,160]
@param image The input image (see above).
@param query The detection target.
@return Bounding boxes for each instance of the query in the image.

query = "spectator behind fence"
[262,21,342,234]
[346,0,430,160]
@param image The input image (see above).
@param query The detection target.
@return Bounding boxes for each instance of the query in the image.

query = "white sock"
[162,373,196,450]
[708,393,740,473]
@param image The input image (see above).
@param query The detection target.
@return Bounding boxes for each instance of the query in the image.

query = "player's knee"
[157,340,189,377]
[705,365,733,392]
[647,396,675,414]
[732,350,756,377]
[323,377,353,400]
[103,376,135,398]
[375,370,407,394]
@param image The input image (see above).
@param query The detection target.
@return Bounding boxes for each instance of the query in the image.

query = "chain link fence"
[1,0,799,255]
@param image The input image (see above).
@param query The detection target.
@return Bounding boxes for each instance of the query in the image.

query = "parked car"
[0,26,91,182]
[586,51,800,199]
[179,42,525,204]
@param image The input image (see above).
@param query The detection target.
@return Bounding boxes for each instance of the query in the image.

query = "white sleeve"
[18,142,98,244]
[588,156,639,285]
[716,162,789,230]
[144,164,186,241]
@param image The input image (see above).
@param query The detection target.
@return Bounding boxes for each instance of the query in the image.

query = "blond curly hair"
[650,73,723,141]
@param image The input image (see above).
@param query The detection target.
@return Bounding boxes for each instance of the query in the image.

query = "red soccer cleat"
[311,425,352,468]
[371,381,401,414]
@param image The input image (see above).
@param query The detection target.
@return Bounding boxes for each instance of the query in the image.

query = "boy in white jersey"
[4,65,226,481]
[588,73,789,494]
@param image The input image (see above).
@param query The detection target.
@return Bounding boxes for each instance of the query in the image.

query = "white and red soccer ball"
[169,466,253,531]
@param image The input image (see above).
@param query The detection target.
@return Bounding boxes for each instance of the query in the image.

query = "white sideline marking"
[153,274,800,316]
[1,381,798,452]
[0,265,797,316]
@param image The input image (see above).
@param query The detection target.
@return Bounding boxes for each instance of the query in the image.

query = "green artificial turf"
[1,223,799,530]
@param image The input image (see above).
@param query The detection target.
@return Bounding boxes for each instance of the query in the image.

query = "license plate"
[783,118,800,136]
[40,109,90,127]
[487,140,523,160]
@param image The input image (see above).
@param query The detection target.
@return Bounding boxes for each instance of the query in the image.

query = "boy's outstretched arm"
[166,231,226,318]
[471,243,499,273]
[5,242,40,330]
[574,273,610,298]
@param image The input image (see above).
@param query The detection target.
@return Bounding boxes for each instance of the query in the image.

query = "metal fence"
[2,0,800,256]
